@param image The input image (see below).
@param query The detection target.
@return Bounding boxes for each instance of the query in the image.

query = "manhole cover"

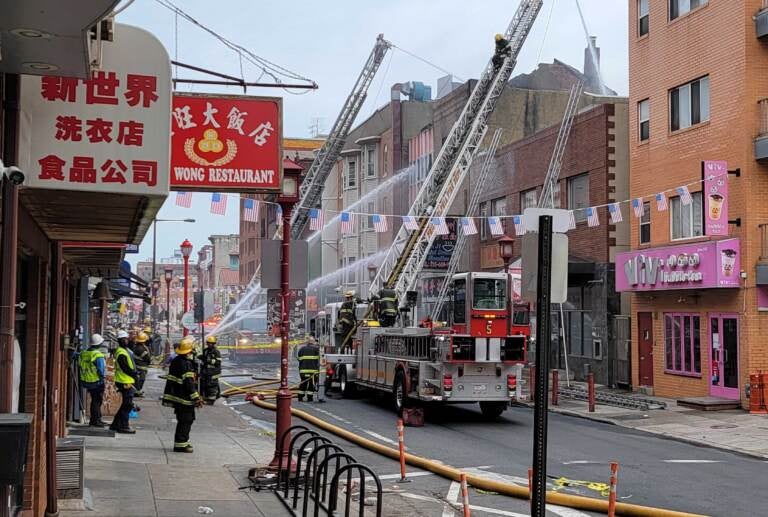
[710,424,738,429]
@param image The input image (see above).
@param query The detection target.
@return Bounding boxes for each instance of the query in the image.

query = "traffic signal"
[194,291,204,323]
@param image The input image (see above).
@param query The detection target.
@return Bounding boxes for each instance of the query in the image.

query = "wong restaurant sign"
[616,239,740,292]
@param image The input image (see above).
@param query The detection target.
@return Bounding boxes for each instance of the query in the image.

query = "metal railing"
[759,98,768,137]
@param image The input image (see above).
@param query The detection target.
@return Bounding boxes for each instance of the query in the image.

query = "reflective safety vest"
[297,343,320,375]
[79,348,105,383]
[114,346,136,385]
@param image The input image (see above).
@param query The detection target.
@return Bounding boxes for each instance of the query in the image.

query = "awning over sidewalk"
[61,241,128,278]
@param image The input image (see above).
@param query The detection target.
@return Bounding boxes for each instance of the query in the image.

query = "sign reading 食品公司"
[170,94,282,192]
[19,25,170,196]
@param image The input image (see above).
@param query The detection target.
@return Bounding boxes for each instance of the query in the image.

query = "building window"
[638,0,649,36]
[491,196,507,234]
[670,76,709,131]
[346,256,356,284]
[567,173,590,222]
[346,159,357,188]
[670,192,703,240]
[366,147,376,178]
[640,202,651,244]
[664,313,701,375]
[520,189,537,212]
[479,201,488,241]
[552,181,561,208]
[638,99,650,141]
[365,201,375,230]
[229,255,239,269]
[669,0,707,21]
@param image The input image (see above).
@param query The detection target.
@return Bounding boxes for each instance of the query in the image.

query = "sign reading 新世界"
[703,160,728,236]
[170,94,283,192]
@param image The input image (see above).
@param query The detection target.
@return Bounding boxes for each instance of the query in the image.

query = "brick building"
[475,101,630,385]
[624,0,768,405]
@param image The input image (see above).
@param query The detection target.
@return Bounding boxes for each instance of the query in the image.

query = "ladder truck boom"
[370,0,543,305]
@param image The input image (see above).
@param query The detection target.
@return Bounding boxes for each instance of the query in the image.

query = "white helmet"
[116,330,129,339]
[90,333,105,347]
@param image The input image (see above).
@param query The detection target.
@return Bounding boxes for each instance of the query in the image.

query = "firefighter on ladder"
[337,291,357,339]
[297,337,320,402]
[378,288,399,327]
[200,335,222,405]
[492,33,511,72]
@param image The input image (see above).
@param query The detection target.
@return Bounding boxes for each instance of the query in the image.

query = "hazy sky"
[120,0,628,271]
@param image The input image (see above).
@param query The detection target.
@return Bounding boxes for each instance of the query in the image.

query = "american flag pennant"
[372,214,388,232]
[586,207,600,227]
[676,186,693,206]
[488,216,504,236]
[175,191,192,208]
[512,215,525,236]
[568,210,577,230]
[403,215,419,231]
[655,192,668,211]
[340,211,355,234]
[210,193,227,215]
[459,217,477,235]
[608,203,623,224]
[431,217,449,235]
[243,198,259,222]
[632,198,644,218]
[309,208,324,231]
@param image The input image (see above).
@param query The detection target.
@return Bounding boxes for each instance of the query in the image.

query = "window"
[520,189,537,212]
[479,201,488,240]
[552,181,561,208]
[670,76,709,131]
[670,192,703,240]
[640,202,651,244]
[638,99,650,141]
[669,0,707,21]
[346,256,356,284]
[567,173,590,222]
[365,202,375,229]
[638,0,649,35]
[229,255,239,269]
[473,278,506,310]
[366,147,376,178]
[453,279,466,324]
[664,313,701,375]
[491,196,507,234]
[346,159,357,188]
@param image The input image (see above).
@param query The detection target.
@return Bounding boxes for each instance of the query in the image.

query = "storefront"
[617,238,743,401]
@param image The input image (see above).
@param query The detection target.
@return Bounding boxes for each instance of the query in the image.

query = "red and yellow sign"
[170,93,282,192]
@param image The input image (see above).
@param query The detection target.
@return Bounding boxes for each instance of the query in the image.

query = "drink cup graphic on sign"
[721,249,737,277]
[709,193,724,220]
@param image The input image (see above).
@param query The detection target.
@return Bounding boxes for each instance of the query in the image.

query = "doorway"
[637,312,654,387]
[709,314,739,400]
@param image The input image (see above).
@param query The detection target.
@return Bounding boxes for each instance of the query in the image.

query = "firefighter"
[132,332,152,398]
[337,291,357,337]
[297,337,320,402]
[200,335,222,405]
[79,333,107,427]
[378,288,399,327]
[162,336,203,453]
[110,331,138,434]
[492,33,511,71]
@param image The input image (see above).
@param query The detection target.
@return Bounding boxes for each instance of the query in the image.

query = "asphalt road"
[221,360,765,517]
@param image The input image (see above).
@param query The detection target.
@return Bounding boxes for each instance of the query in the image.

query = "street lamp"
[498,235,515,336]
[180,239,194,337]
[164,268,173,356]
[151,218,195,332]
[270,167,301,471]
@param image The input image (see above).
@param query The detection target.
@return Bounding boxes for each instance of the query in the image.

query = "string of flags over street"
[173,171,727,237]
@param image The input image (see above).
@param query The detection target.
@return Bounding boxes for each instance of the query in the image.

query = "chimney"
[583,36,601,92]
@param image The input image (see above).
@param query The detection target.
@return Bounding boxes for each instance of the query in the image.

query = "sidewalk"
[540,383,768,459]
[60,369,289,517]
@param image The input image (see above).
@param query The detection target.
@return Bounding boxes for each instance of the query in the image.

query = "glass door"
[709,314,739,400]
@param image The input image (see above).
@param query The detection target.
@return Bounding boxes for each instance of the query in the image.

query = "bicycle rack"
[302,444,344,517]
[281,428,318,497]
[313,452,356,517]
[329,463,383,517]
[293,435,332,508]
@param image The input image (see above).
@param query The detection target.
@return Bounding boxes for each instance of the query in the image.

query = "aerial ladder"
[369,0,543,309]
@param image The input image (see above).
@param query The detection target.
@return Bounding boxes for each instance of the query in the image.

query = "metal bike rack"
[292,435,332,508]
[329,463,383,517]
[302,444,345,517]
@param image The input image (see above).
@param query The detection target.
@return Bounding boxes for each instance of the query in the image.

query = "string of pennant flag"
[173,172,725,236]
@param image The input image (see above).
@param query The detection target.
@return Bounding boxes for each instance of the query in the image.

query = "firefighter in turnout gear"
[79,333,107,427]
[132,332,152,397]
[111,332,138,434]
[378,288,399,327]
[297,337,320,402]
[162,336,203,453]
[200,335,222,405]
[337,291,357,338]
[492,33,511,72]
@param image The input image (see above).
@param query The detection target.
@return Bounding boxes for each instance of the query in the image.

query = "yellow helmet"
[135,332,149,343]
[495,33,504,42]
[177,336,195,355]
[143,326,152,333]
[206,335,217,344]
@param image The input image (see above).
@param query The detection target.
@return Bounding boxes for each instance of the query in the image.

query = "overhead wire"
[389,44,466,83]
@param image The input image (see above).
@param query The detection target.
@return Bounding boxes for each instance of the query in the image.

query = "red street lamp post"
[498,235,515,337]
[180,239,194,337]
[270,168,301,471]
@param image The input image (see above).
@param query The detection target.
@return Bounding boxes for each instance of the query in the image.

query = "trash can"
[0,413,33,484]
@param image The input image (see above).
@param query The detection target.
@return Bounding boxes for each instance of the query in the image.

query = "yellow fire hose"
[251,399,705,517]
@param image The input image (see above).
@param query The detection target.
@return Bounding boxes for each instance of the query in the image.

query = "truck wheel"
[479,401,507,419]
[393,371,407,415]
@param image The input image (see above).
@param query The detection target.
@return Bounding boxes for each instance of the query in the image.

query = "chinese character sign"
[170,94,282,192]
[19,25,170,195]
[703,160,728,236]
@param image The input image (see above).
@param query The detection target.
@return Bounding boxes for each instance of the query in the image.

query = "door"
[637,312,654,387]
[710,314,740,400]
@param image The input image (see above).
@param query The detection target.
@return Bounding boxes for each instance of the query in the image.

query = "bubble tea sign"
[703,160,728,236]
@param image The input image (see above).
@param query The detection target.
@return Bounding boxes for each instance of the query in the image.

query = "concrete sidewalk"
[539,383,768,459]
[60,369,289,517]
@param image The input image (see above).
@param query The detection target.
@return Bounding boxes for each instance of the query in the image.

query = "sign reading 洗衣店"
[170,94,283,192]
[703,160,728,236]
[615,238,740,292]
[19,25,170,196]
